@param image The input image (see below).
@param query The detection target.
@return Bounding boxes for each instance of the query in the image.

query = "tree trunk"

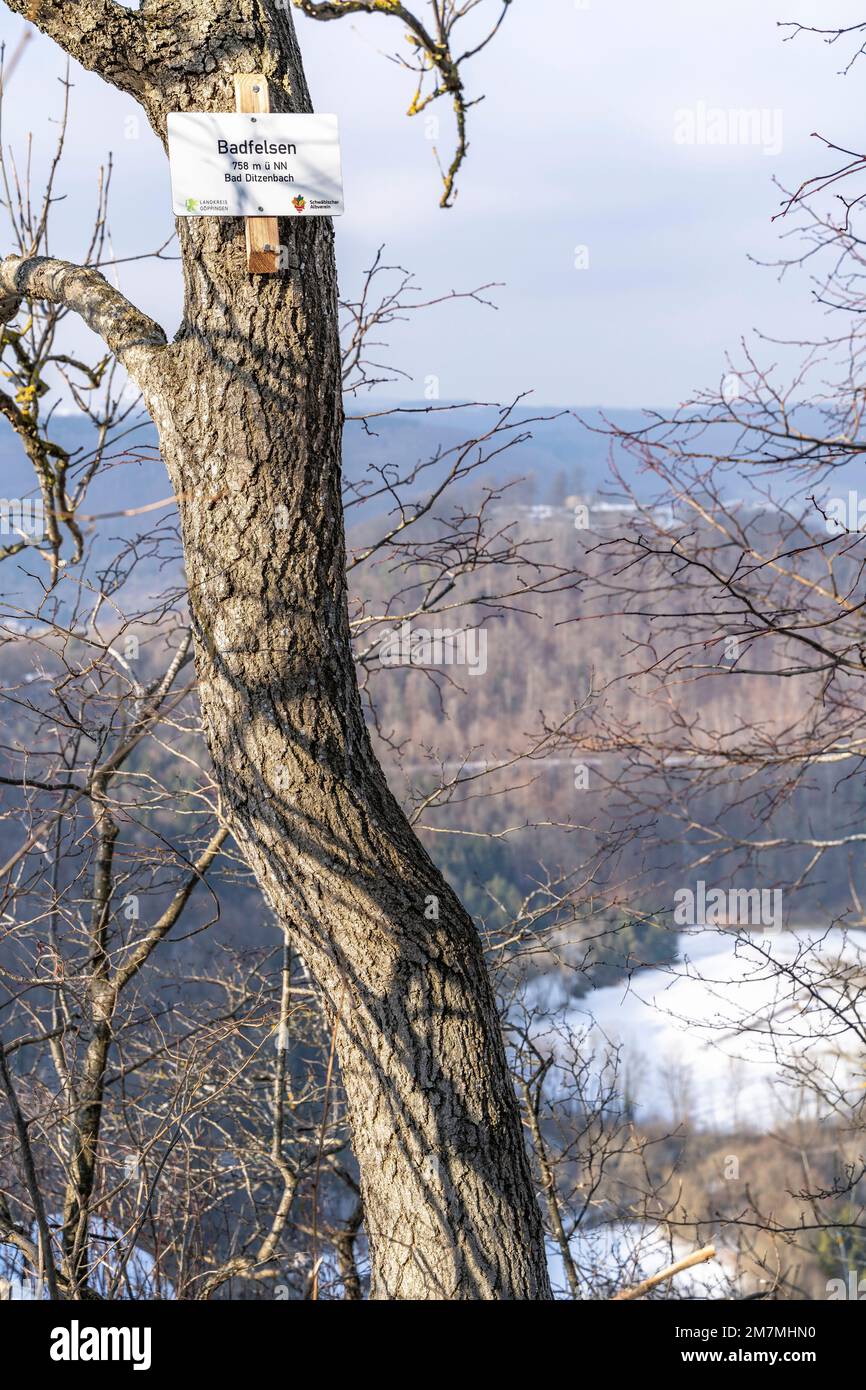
[5,0,551,1300]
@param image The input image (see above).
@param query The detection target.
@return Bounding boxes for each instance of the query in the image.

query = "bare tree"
[0,0,552,1299]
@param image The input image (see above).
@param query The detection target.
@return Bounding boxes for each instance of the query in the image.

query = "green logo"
[185,197,198,213]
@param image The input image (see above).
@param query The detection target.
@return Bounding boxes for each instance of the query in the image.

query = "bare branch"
[0,255,166,383]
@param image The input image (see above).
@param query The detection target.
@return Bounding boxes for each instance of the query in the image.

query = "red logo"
[292,195,306,213]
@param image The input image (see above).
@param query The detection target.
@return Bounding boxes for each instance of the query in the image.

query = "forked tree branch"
[0,254,167,382]
[293,0,514,206]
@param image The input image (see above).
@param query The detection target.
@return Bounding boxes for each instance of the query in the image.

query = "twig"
[611,1244,717,1301]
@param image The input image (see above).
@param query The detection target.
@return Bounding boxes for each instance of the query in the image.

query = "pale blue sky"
[0,0,863,406]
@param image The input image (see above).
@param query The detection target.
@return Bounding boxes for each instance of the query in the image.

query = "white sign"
[167,112,344,217]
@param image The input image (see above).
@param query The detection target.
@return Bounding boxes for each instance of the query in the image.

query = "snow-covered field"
[551,927,866,1130]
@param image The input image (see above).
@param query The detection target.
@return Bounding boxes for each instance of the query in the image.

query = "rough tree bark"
[0,1,551,1299]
